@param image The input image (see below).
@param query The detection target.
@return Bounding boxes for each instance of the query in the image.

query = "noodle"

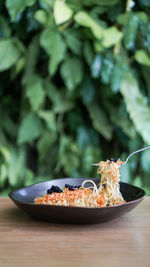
[34,159,126,207]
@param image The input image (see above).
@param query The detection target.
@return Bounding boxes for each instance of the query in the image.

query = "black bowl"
[9,178,145,224]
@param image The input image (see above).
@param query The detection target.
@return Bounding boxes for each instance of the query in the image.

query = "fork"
[92,146,150,166]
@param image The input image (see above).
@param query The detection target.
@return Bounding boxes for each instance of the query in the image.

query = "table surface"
[0,197,150,267]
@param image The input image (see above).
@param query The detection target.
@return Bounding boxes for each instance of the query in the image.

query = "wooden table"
[0,197,150,267]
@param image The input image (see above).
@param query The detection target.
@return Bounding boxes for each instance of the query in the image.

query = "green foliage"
[0,39,21,71]
[54,0,73,25]
[0,0,150,195]
[135,50,150,66]
[120,72,150,145]
[61,57,83,90]
[6,0,36,21]
[18,113,43,144]
[40,28,66,75]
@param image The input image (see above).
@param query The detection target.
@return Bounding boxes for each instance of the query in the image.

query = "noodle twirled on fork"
[34,159,126,207]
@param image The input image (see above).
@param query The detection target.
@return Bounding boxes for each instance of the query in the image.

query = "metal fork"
[92,146,150,166]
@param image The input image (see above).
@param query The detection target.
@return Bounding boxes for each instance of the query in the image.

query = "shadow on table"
[3,205,132,233]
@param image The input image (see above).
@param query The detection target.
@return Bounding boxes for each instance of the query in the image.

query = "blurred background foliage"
[1,0,150,196]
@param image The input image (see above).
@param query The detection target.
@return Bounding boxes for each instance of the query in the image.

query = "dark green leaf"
[58,135,81,175]
[81,76,95,104]
[111,56,128,93]
[46,81,74,113]
[101,53,114,84]
[8,147,26,187]
[18,113,43,144]
[60,57,83,90]
[87,101,113,140]
[84,0,118,6]
[0,163,8,187]
[26,75,45,111]
[40,28,66,75]
[138,0,150,8]
[83,41,95,65]
[37,131,57,161]
[6,0,36,21]
[120,72,150,145]
[0,38,21,71]
[107,102,136,139]
[124,14,139,50]
[38,110,56,132]
[22,35,39,85]
[2,115,17,138]
[0,16,11,38]
[63,31,82,55]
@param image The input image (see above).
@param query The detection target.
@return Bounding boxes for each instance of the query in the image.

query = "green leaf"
[111,55,128,93]
[133,175,143,188]
[102,27,123,48]
[138,0,150,8]
[136,12,149,23]
[124,14,139,50]
[18,113,43,144]
[58,135,80,175]
[0,145,11,163]
[0,16,11,38]
[83,41,95,65]
[46,81,74,113]
[118,12,147,25]
[24,169,34,186]
[94,41,104,53]
[2,115,17,138]
[22,35,39,85]
[81,145,102,177]
[38,110,56,132]
[87,101,113,141]
[101,52,114,84]
[135,50,150,66]
[63,30,82,55]
[40,28,66,75]
[60,57,83,90]
[107,103,136,139]
[34,10,48,25]
[6,0,36,21]
[8,147,26,187]
[0,164,8,187]
[37,131,57,161]
[39,0,53,11]
[81,76,95,104]
[77,126,99,150]
[74,11,104,39]
[54,0,73,25]
[84,0,118,6]
[120,72,150,145]
[26,75,45,111]
[0,38,21,71]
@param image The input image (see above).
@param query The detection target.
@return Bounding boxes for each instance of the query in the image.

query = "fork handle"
[124,146,150,164]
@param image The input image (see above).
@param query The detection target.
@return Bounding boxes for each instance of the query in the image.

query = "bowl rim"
[9,178,146,210]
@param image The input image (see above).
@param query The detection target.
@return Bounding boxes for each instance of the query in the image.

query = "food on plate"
[34,158,126,207]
